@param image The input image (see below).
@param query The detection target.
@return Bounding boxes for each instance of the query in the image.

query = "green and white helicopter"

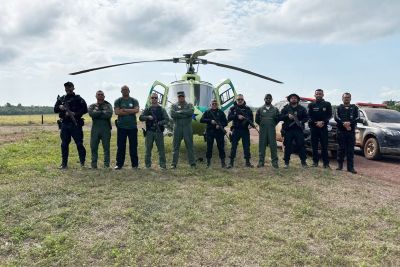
[70,49,283,135]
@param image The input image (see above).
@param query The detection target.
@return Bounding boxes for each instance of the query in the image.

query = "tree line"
[383,100,400,112]
[0,103,54,115]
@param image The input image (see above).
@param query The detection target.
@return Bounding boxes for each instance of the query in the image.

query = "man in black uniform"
[227,94,254,168]
[279,93,308,168]
[334,92,359,174]
[54,82,88,169]
[200,99,228,168]
[308,89,332,168]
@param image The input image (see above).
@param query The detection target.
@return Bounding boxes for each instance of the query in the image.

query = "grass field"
[0,126,399,266]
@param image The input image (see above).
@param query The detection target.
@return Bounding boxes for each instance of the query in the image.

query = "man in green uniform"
[255,94,279,168]
[170,91,196,168]
[88,90,113,169]
[114,85,140,169]
[139,93,170,169]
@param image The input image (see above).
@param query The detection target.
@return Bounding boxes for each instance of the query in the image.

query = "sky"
[0,0,399,107]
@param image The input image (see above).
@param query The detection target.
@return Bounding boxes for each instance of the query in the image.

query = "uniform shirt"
[200,108,228,132]
[279,104,308,131]
[88,101,113,130]
[114,97,139,129]
[335,104,359,132]
[170,101,194,127]
[307,100,332,128]
[54,93,88,123]
[255,105,279,127]
[139,105,169,132]
[228,102,254,130]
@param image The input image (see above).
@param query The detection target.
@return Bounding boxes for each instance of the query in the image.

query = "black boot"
[227,159,234,169]
[336,162,343,170]
[245,159,254,168]
[221,159,226,168]
[206,158,211,168]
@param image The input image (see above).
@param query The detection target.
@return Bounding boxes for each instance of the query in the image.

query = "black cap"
[177,91,185,97]
[64,81,74,88]
[287,93,300,102]
[265,94,272,99]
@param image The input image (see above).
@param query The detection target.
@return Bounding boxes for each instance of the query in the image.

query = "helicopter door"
[146,81,169,108]
[215,79,236,112]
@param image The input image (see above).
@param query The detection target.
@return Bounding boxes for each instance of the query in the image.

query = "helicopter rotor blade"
[190,49,229,62]
[69,59,175,75]
[205,60,283,84]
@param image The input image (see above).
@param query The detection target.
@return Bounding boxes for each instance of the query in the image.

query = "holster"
[57,119,62,130]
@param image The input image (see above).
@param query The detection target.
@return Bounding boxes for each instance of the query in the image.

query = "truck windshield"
[365,109,400,123]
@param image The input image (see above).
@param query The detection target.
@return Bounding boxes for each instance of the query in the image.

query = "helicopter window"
[194,84,214,107]
[219,86,234,105]
[169,83,191,104]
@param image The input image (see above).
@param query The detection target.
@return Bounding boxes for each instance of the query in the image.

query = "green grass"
[0,126,399,266]
[0,114,60,126]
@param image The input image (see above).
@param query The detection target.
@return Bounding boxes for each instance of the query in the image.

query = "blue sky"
[0,0,399,107]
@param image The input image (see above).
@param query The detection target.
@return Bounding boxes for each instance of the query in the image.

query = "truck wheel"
[363,137,381,160]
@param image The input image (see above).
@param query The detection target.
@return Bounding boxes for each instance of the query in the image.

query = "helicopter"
[70,49,283,135]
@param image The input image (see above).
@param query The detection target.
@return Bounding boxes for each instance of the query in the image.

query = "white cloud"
[379,86,400,100]
[241,0,400,44]
[2,0,399,67]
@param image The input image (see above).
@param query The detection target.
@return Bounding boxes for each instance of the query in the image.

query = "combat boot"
[227,159,234,169]
[221,159,226,168]
[206,158,211,168]
[348,168,357,174]
[336,162,343,170]
[58,164,67,170]
[245,159,254,168]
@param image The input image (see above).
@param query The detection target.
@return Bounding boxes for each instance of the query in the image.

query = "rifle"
[288,111,302,128]
[235,106,260,134]
[208,109,228,136]
[150,107,163,133]
[57,95,77,126]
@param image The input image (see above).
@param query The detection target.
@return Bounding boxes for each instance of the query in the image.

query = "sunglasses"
[237,98,244,101]
[178,95,185,97]
[97,94,104,96]
[151,97,158,99]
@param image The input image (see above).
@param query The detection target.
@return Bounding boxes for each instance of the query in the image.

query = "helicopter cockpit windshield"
[194,83,214,108]
[168,82,215,109]
[169,83,191,104]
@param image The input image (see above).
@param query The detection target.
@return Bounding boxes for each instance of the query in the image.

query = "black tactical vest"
[145,106,164,132]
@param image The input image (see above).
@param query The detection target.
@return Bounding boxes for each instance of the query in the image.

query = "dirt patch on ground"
[0,125,58,144]
[353,154,400,184]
